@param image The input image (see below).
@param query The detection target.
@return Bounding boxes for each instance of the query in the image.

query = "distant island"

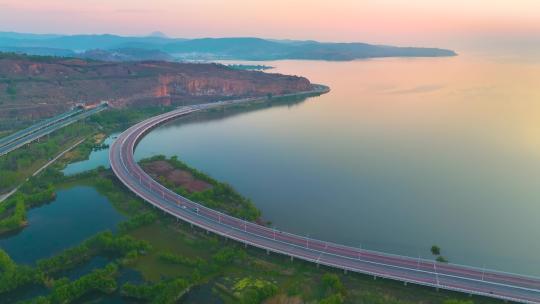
[0,32,456,62]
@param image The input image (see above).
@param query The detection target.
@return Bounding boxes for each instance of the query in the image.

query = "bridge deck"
[0,105,106,157]
[110,99,540,304]
[0,108,82,148]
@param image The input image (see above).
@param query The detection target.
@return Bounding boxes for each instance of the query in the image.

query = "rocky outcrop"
[0,53,313,123]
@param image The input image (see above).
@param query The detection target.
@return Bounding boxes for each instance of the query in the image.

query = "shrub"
[322,273,344,294]
[213,247,245,265]
[118,212,157,233]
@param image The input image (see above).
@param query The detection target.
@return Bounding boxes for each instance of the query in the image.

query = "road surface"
[32,137,87,177]
[0,137,87,204]
[0,105,106,157]
[110,98,540,304]
[0,108,82,148]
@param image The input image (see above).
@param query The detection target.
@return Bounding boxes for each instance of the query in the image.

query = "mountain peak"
[148,31,168,38]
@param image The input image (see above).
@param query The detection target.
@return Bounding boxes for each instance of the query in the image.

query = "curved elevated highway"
[110,98,540,304]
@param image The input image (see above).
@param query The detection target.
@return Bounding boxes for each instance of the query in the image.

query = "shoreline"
[110,83,540,303]
[211,83,330,107]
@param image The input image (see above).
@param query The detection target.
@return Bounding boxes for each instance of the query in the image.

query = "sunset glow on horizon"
[1,0,539,49]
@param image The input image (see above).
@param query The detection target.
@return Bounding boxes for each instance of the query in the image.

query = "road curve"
[110,98,540,304]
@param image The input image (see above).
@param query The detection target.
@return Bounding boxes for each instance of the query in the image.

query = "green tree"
[322,273,344,295]
[212,247,246,265]
[436,256,449,263]
[431,245,441,256]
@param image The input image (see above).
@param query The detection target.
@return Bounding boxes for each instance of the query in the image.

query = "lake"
[0,186,125,265]
[135,54,540,276]
[63,134,118,176]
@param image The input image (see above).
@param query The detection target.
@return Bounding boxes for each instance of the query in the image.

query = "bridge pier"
[403,282,407,286]
[373,275,377,280]
[290,256,294,262]
[266,249,270,255]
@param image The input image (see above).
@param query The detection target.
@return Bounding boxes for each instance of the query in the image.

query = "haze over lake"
[135,54,540,276]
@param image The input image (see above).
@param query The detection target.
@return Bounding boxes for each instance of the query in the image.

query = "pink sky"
[1,0,539,48]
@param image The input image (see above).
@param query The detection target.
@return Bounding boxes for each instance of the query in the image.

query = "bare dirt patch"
[93,133,106,144]
[143,160,212,193]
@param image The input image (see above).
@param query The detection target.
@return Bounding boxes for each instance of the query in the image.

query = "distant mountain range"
[0,32,456,61]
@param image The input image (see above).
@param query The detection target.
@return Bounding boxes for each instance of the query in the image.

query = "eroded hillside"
[0,53,312,123]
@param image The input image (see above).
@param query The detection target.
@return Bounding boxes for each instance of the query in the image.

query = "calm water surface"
[135,55,540,276]
[0,186,125,264]
[63,134,118,175]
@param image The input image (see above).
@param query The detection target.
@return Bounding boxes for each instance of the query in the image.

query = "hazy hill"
[0,33,179,50]
[0,46,76,57]
[79,48,174,62]
[0,32,457,61]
